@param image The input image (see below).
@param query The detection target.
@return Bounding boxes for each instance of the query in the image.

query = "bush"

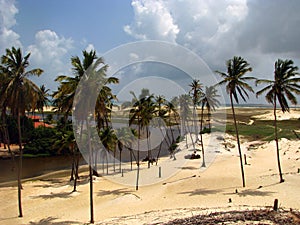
[23,127,57,156]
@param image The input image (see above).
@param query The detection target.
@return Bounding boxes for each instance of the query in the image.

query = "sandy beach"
[0,108,299,224]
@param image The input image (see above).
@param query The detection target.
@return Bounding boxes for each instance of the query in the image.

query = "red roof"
[28,115,41,120]
[33,122,53,128]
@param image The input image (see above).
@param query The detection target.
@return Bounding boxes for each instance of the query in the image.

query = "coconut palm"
[99,127,117,174]
[37,84,50,127]
[53,50,98,125]
[115,127,136,173]
[179,94,195,149]
[202,86,221,131]
[1,47,43,217]
[216,56,255,187]
[129,92,156,189]
[189,79,203,142]
[0,66,12,153]
[256,59,300,183]
[53,130,79,191]
[199,86,221,167]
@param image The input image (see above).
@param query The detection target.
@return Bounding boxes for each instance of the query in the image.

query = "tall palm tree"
[179,94,195,149]
[53,50,98,124]
[1,47,43,217]
[199,86,221,167]
[216,56,255,187]
[256,59,300,183]
[53,130,79,191]
[37,84,50,127]
[202,86,221,131]
[115,127,135,173]
[99,127,117,174]
[57,49,118,224]
[189,79,203,142]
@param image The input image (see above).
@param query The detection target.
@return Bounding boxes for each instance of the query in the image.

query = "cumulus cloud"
[124,0,300,103]
[27,30,74,90]
[0,0,22,54]
[124,0,179,42]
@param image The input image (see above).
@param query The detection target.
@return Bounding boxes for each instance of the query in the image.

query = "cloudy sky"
[1,0,300,104]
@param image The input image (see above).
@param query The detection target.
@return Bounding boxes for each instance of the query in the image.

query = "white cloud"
[124,0,179,42]
[27,30,74,90]
[0,0,22,54]
[85,43,95,52]
[124,0,300,104]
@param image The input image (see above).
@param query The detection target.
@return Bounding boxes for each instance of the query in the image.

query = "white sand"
[0,131,299,225]
[252,108,300,120]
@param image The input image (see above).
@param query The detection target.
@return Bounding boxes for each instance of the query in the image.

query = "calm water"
[0,155,87,184]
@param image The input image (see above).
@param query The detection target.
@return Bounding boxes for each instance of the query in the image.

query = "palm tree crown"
[256,59,300,111]
[216,56,255,103]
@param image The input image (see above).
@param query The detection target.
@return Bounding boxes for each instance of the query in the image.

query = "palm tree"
[256,59,300,183]
[57,49,114,224]
[199,86,221,167]
[115,127,136,173]
[202,86,221,131]
[1,47,43,217]
[189,79,203,142]
[53,130,79,191]
[37,84,50,127]
[53,50,98,124]
[216,56,255,187]
[179,94,195,149]
[99,127,117,174]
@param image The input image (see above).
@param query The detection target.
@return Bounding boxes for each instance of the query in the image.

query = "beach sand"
[0,108,299,224]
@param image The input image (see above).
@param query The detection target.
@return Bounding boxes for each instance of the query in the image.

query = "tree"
[199,86,220,167]
[99,127,117,174]
[201,86,221,131]
[53,50,98,125]
[37,84,50,127]
[1,47,43,217]
[53,129,79,191]
[115,127,136,173]
[256,59,300,183]
[216,56,255,187]
[189,79,203,142]
[179,94,195,149]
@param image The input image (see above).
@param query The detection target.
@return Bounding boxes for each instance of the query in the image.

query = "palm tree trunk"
[136,122,140,191]
[2,109,15,170]
[70,156,75,181]
[73,153,79,192]
[193,107,199,142]
[208,108,212,131]
[230,94,246,187]
[87,118,94,224]
[17,111,23,217]
[200,104,205,167]
[273,96,284,183]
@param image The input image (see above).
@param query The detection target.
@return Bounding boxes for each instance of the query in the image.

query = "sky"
[1,0,300,104]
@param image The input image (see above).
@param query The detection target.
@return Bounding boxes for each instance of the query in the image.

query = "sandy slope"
[0,131,299,225]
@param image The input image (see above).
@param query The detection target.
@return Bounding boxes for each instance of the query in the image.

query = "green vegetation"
[225,119,300,141]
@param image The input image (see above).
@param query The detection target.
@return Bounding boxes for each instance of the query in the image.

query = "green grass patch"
[225,119,300,141]
[23,153,51,158]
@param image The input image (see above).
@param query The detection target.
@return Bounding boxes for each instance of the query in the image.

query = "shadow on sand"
[178,188,222,196]
[97,187,133,197]
[29,217,81,225]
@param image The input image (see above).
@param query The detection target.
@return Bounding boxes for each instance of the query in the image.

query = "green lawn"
[225,119,300,141]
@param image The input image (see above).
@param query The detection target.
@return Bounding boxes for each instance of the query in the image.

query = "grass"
[23,153,51,158]
[225,119,300,141]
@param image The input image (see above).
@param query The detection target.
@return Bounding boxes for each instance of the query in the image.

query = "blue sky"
[1,0,300,104]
